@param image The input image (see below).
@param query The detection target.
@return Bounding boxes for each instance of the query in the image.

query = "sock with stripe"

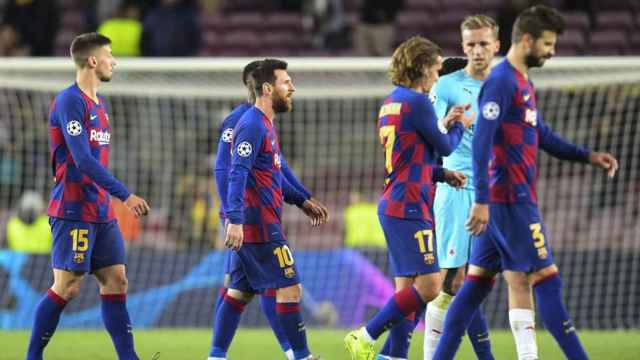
[210,293,246,358]
[26,289,67,360]
[261,289,293,359]
[101,293,139,360]
[276,302,310,360]
[365,286,425,341]
[432,275,494,360]
[534,274,588,360]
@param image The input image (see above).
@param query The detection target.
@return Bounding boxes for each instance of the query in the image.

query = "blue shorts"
[50,217,126,273]
[470,203,553,273]
[434,184,474,268]
[229,239,300,293]
[379,214,439,277]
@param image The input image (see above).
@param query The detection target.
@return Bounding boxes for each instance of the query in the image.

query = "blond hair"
[460,14,499,38]
[389,36,442,88]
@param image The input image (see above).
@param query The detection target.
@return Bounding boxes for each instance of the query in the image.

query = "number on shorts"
[70,229,89,251]
[529,223,548,259]
[414,229,435,265]
[273,245,294,268]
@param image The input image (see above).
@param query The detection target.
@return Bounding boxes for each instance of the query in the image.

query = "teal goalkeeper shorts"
[433,183,474,269]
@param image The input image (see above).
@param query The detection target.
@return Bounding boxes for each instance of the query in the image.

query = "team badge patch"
[221,128,233,143]
[236,141,252,157]
[66,120,83,136]
[482,101,500,120]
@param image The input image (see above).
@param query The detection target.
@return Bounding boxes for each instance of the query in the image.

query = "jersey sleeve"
[214,122,234,217]
[472,75,513,204]
[432,165,445,183]
[226,119,265,224]
[282,176,306,206]
[537,115,590,162]
[280,156,311,199]
[410,95,465,156]
[56,93,130,201]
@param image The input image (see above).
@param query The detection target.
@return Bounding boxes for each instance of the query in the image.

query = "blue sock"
[379,335,392,357]
[276,302,310,360]
[210,293,246,357]
[365,286,424,341]
[534,274,588,360]
[433,275,494,360]
[378,302,425,358]
[467,309,494,360]
[101,294,139,360]
[26,289,67,360]
[261,289,292,353]
[215,287,226,319]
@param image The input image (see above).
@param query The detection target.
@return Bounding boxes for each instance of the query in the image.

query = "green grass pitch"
[2,328,639,359]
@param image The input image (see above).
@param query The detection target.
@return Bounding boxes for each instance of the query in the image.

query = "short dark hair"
[512,5,565,43]
[242,60,262,86]
[70,32,111,68]
[253,58,288,96]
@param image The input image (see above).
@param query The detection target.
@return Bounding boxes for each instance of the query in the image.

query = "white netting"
[0,57,638,329]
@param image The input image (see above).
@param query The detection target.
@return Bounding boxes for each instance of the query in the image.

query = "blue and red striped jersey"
[215,103,311,220]
[48,83,130,223]
[473,60,590,204]
[377,86,465,221]
[226,106,292,243]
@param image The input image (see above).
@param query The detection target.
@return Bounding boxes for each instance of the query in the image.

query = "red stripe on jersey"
[81,202,98,222]
[502,123,523,145]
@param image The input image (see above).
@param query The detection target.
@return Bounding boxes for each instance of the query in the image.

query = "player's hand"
[589,152,618,178]
[124,194,150,218]
[443,169,467,189]
[225,223,244,250]
[442,104,472,129]
[465,203,489,236]
[301,198,329,226]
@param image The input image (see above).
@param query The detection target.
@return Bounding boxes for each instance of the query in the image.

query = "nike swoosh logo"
[523,95,530,101]
[90,115,97,120]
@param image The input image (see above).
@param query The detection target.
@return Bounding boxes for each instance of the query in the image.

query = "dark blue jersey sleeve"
[433,165,445,183]
[410,96,465,156]
[57,93,130,201]
[281,157,311,199]
[472,75,513,203]
[282,176,306,206]
[537,116,590,162]
[226,118,264,224]
[215,168,229,217]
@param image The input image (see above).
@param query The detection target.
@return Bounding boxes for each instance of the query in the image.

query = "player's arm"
[467,76,513,235]
[433,166,467,188]
[411,96,465,156]
[280,157,312,199]
[226,119,264,250]
[214,125,233,220]
[538,117,618,178]
[58,94,148,216]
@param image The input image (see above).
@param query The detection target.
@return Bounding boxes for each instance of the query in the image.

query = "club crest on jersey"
[482,102,500,120]
[524,109,538,126]
[236,141,252,157]
[90,129,111,145]
[221,128,233,143]
[66,120,83,136]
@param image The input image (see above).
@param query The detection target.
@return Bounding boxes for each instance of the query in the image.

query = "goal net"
[0,57,638,330]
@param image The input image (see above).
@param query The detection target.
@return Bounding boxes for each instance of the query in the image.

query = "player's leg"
[214,219,231,324]
[432,215,504,360]
[504,271,538,360]
[261,288,294,359]
[26,218,94,360]
[92,220,138,360]
[26,269,84,360]
[501,203,586,359]
[530,265,588,360]
[209,250,256,360]
[347,215,438,360]
[276,284,314,360]
[378,276,422,360]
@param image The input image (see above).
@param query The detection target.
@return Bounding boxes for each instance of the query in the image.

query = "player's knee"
[58,281,82,300]
[102,274,128,293]
[413,277,441,302]
[276,284,302,303]
[227,288,254,302]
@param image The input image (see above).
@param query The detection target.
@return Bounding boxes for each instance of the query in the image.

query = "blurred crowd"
[0,0,636,57]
